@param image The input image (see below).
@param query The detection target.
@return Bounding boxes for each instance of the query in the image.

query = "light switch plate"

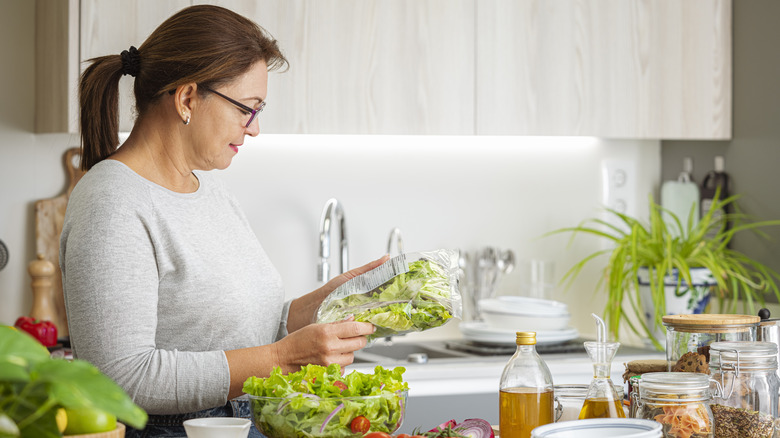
[602,159,638,233]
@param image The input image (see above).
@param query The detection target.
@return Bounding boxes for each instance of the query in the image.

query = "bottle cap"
[516,331,537,345]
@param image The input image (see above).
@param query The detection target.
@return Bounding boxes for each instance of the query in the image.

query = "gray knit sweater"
[60,159,289,415]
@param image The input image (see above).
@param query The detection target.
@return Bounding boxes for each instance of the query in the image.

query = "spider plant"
[549,190,780,349]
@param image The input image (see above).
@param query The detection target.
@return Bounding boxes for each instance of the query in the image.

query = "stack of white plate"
[459,296,578,346]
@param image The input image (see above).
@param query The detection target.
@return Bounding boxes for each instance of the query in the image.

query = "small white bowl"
[479,296,570,331]
[183,418,251,438]
[531,418,662,438]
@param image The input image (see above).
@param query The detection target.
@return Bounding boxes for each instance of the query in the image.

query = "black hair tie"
[120,46,141,77]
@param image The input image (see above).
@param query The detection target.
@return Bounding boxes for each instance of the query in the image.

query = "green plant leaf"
[32,359,147,429]
[0,364,29,384]
[0,328,50,371]
[547,188,780,349]
[16,407,58,438]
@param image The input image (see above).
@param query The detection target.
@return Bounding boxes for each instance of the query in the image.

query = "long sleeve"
[61,160,285,414]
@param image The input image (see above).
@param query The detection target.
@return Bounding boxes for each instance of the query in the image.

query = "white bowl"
[531,419,662,438]
[183,418,251,438]
[479,296,570,331]
[480,296,570,316]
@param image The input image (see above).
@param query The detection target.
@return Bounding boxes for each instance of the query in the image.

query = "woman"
[60,5,384,436]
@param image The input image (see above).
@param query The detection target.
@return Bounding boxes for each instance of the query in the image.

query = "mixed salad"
[317,250,460,341]
[243,364,409,438]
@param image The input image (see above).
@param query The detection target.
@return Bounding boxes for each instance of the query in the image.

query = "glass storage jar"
[634,372,713,438]
[709,341,780,438]
[663,314,759,371]
[553,384,625,422]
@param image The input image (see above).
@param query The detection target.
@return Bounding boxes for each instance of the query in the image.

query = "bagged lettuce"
[316,249,461,340]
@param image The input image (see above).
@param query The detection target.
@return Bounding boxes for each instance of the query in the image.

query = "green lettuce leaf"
[322,258,456,340]
[243,365,408,438]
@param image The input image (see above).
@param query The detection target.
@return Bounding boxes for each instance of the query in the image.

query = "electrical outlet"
[601,160,637,231]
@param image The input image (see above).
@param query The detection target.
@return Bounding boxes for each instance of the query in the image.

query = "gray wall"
[661,0,780,304]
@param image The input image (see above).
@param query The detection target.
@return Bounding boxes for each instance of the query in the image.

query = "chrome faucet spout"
[318,198,348,282]
[386,227,404,256]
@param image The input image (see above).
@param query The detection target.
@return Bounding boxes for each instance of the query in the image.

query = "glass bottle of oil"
[578,316,625,419]
[499,331,554,438]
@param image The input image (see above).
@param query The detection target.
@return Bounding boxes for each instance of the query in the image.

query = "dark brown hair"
[78,4,288,170]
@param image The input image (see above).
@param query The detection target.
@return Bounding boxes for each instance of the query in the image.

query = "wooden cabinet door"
[80,0,191,132]
[476,0,731,139]
[207,0,476,134]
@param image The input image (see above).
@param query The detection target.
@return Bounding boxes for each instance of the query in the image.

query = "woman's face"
[188,60,268,171]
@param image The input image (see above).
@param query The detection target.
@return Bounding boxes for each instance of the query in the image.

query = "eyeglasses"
[200,85,265,128]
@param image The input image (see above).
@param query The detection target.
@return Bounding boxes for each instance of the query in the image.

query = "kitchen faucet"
[317,198,348,282]
[386,227,404,256]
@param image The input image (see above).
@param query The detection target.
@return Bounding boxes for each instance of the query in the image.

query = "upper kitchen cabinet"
[476,0,732,139]
[80,0,191,132]
[202,0,476,134]
[35,0,190,133]
[35,0,79,133]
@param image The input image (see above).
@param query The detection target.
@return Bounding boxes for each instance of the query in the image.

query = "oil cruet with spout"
[578,313,626,419]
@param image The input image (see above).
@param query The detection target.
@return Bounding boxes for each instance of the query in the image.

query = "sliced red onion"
[396,396,405,428]
[453,418,495,438]
[275,400,291,415]
[429,419,457,433]
[319,403,344,434]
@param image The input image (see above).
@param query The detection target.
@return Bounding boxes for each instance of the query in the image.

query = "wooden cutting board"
[34,147,84,337]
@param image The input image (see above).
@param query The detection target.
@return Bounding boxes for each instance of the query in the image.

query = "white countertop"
[347,342,665,397]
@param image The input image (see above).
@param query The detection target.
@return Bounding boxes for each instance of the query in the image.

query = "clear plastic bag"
[315,249,462,340]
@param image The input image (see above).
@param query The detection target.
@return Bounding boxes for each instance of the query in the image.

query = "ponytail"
[79,55,123,171]
[78,5,287,172]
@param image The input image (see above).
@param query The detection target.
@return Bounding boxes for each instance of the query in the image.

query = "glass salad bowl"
[247,390,408,438]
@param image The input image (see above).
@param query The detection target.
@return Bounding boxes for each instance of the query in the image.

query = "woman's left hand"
[271,315,375,374]
[286,254,390,333]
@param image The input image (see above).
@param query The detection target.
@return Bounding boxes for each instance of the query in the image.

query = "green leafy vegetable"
[243,364,408,438]
[0,326,148,437]
[320,257,457,340]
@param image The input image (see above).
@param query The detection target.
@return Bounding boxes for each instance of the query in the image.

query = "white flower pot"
[638,267,717,346]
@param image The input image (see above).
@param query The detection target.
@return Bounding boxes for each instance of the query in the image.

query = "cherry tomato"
[395,434,413,438]
[363,432,391,438]
[350,415,370,434]
[334,380,348,392]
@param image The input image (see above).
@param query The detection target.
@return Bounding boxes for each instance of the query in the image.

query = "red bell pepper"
[14,316,58,347]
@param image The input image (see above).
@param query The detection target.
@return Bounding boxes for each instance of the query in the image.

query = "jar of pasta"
[634,372,713,438]
[663,314,759,372]
[709,341,780,438]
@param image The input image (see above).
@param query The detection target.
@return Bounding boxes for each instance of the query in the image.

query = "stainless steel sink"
[353,340,486,364]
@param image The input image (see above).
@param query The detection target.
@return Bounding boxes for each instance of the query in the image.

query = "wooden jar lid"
[663,314,760,325]
[662,314,760,333]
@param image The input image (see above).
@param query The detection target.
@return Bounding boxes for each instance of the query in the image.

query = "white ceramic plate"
[481,312,571,331]
[459,322,579,346]
[531,419,662,438]
[479,296,570,317]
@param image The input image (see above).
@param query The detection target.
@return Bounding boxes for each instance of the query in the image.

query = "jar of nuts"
[709,341,780,438]
[663,314,759,373]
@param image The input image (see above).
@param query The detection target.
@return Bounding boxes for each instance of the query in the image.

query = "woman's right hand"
[271,315,375,374]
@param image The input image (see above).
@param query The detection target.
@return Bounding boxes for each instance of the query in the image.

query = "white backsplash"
[218,134,661,342]
[0,133,660,343]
